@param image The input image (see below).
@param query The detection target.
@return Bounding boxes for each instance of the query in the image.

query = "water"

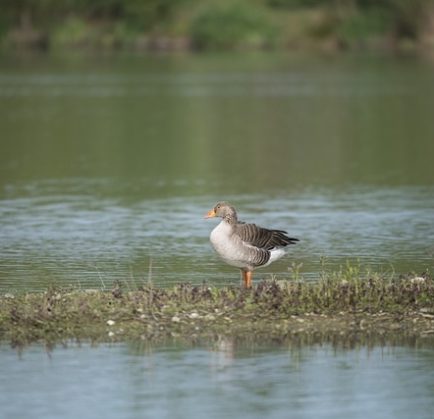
[1,50,434,418]
[1,52,434,290]
[1,339,434,419]
[1,185,433,290]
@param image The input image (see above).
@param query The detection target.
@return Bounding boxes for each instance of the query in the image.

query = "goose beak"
[204,209,216,219]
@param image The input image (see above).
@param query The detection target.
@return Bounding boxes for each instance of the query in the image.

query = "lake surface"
[1,51,434,290]
[1,51,434,419]
[1,339,434,419]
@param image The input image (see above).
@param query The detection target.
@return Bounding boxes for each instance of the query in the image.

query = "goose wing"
[234,222,298,250]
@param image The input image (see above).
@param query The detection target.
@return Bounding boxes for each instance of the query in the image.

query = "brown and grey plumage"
[205,202,298,288]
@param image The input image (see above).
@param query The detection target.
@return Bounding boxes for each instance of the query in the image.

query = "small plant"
[288,261,304,281]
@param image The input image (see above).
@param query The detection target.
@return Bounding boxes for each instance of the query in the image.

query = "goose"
[205,202,298,288]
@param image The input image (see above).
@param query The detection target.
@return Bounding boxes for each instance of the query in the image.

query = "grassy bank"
[1,273,433,348]
[1,0,434,53]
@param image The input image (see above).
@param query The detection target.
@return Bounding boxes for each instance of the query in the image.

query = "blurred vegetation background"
[1,0,434,51]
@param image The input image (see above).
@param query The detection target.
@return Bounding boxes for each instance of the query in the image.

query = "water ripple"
[1,181,433,291]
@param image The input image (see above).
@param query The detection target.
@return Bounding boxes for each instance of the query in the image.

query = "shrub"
[190,3,277,49]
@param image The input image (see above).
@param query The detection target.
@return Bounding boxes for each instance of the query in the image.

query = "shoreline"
[2,2,434,56]
[1,276,433,348]
[2,32,432,56]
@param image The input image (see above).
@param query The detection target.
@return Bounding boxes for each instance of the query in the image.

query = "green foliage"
[268,0,433,41]
[354,0,432,40]
[51,17,90,47]
[190,3,277,49]
[0,0,187,29]
[306,9,340,38]
[337,8,390,44]
[0,0,433,50]
[121,0,187,31]
[51,16,143,48]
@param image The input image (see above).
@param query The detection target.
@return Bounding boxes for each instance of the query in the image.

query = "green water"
[1,51,434,290]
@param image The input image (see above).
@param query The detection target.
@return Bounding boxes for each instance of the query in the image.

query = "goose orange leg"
[241,270,253,289]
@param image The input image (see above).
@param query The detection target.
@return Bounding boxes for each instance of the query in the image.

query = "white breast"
[210,221,250,269]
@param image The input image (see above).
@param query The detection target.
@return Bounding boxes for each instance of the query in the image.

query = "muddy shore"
[1,276,433,348]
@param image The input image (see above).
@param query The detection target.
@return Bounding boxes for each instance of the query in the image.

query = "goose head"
[205,202,238,223]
